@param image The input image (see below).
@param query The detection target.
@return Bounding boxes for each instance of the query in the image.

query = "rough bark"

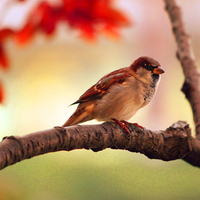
[0,121,191,170]
[164,0,200,166]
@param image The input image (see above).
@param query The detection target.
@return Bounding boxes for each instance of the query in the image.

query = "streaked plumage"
[62,56,164,128]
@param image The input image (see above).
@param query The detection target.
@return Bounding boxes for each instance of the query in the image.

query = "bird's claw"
[112,119,144,134]
[112,118,130,134]
[122,120,144,130]
[132,123,144,130]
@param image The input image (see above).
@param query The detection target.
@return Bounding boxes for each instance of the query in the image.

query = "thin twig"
[164,0,200,137]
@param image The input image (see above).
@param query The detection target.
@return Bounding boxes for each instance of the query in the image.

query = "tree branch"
[164,0,200,167]
[0,121,192,170]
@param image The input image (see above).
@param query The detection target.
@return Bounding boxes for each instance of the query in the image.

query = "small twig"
[0,121,191,170]
[164,0,200,137]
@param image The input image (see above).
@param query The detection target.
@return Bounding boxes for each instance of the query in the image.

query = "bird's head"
[130,56,165,84]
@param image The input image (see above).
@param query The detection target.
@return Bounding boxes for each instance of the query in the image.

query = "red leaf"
[0,82,3,103]
[0,43,9,69]
[16,22,35,45]
[0,29,14,40]
[0,29,13,68]
[14,0,130,42]
[37,2,57,35]
[61,0,130,40]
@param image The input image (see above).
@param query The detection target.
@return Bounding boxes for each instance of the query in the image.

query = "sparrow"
[62,56,164,133]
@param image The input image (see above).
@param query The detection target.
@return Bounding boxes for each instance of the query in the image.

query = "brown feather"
[71,68,131,105]
[62,102,95,127]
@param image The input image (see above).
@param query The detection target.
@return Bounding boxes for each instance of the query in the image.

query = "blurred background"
[0,0,200,199]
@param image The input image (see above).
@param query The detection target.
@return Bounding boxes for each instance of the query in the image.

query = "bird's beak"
[153,66,165,74]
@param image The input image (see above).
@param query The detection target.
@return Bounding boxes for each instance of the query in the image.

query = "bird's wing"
[71,68,131,104]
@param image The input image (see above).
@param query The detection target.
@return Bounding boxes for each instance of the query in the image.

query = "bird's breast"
[143,85,156,103]
[94,77,154,121]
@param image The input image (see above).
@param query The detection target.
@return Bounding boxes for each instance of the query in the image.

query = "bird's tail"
[62,112,85,127]
[62,104,94,127]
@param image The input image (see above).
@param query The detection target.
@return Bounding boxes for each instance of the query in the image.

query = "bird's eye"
[144,64,157,71]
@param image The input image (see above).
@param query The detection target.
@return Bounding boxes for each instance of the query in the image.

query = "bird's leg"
[112,118,130,134]
[121,120,144,130]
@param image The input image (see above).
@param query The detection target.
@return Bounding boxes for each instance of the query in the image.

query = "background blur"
[1,0,200,199]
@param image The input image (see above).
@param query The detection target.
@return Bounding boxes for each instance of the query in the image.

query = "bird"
[62,56,164,133]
